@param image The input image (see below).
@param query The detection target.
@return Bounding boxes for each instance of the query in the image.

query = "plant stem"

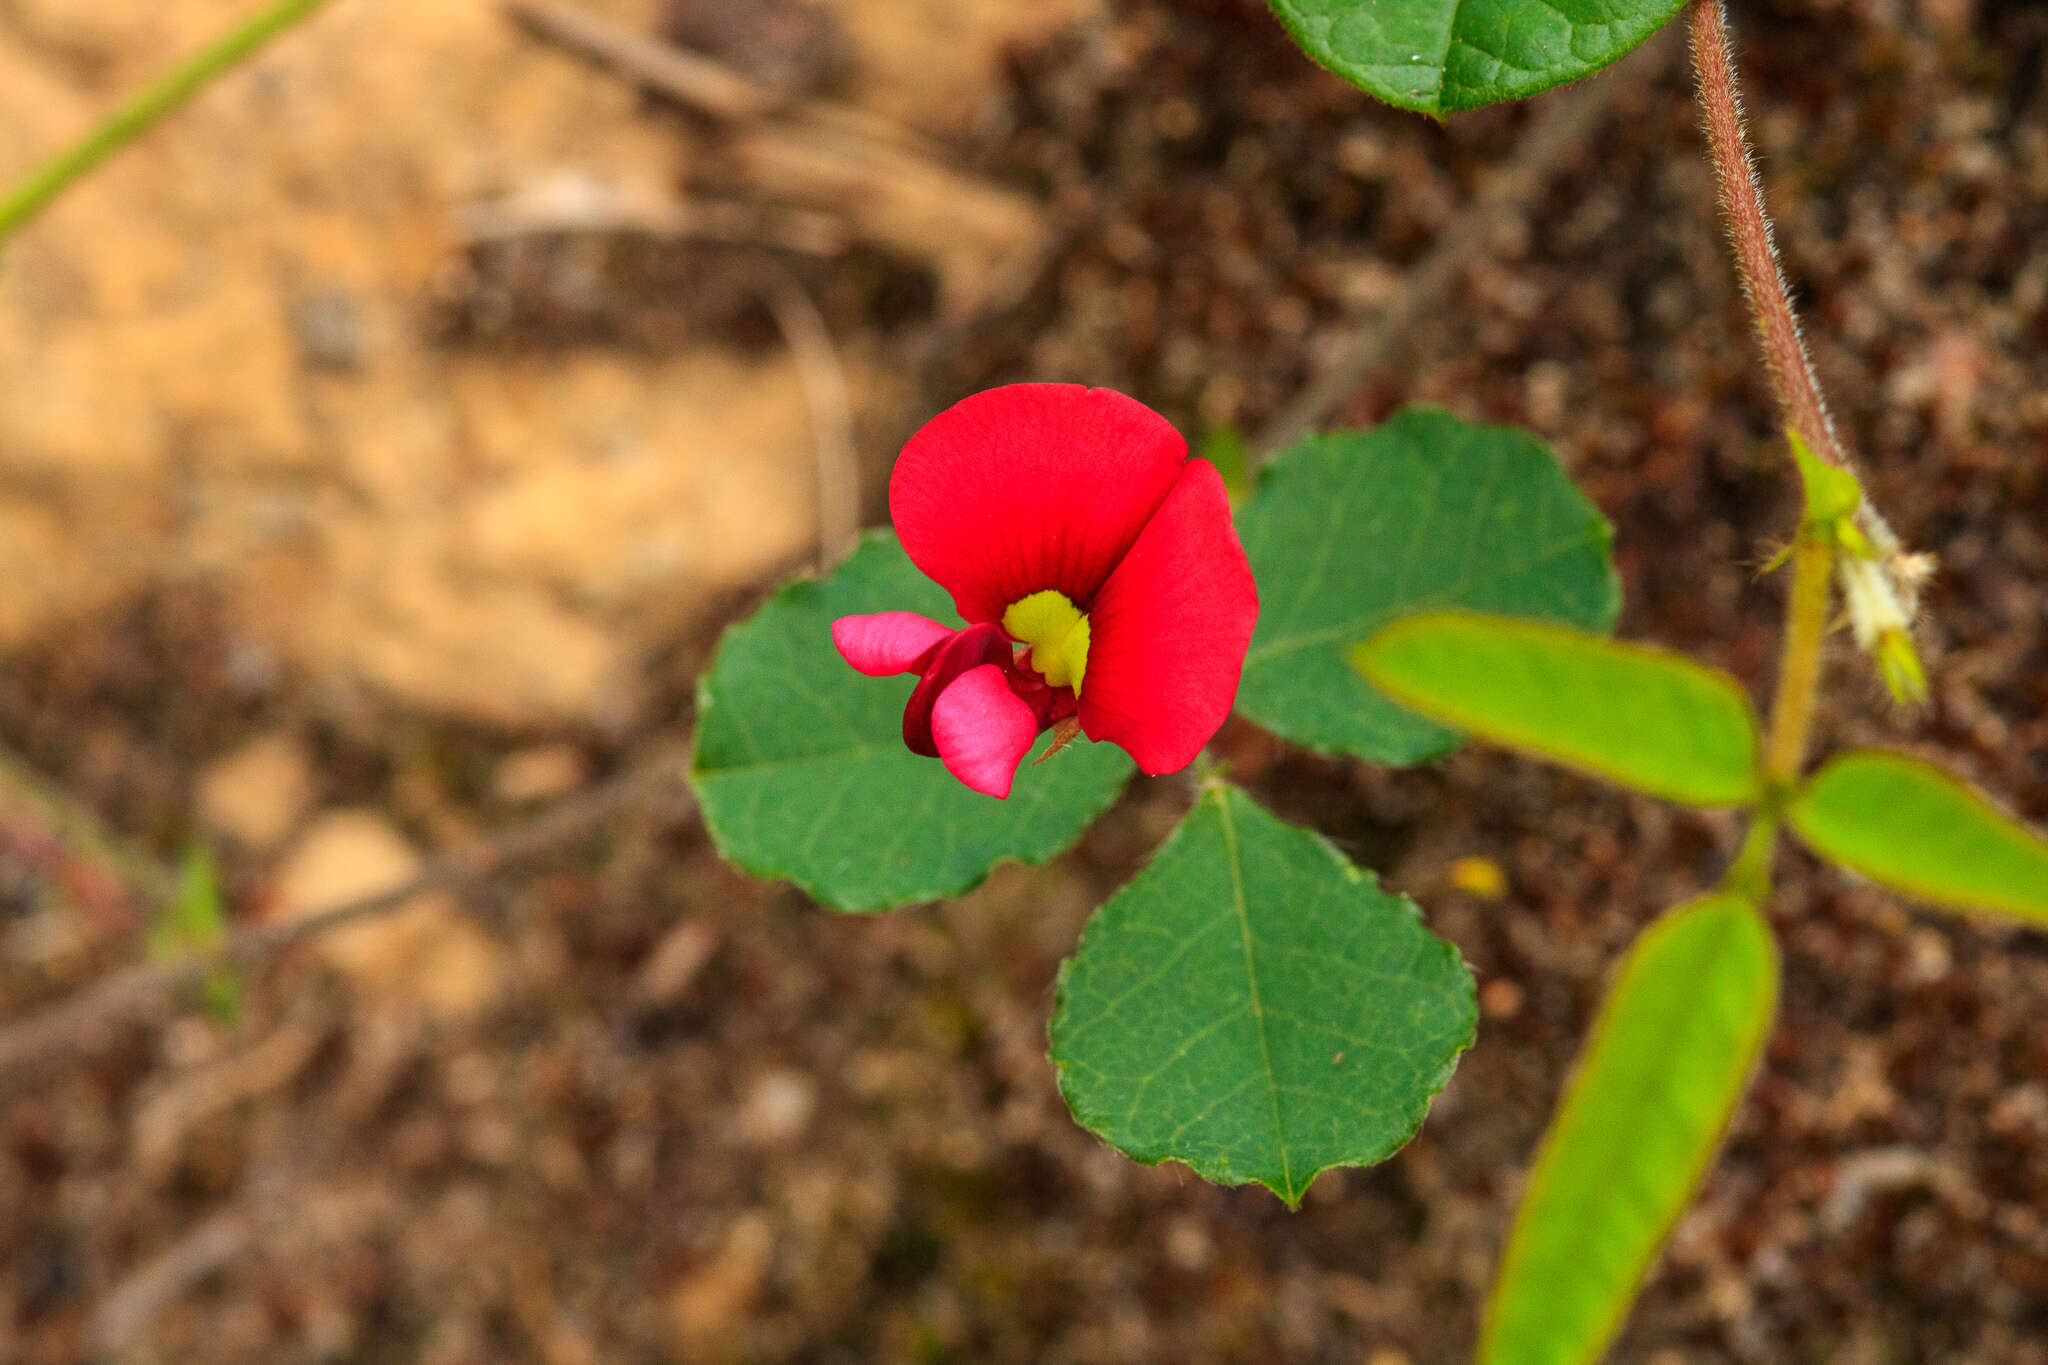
[0,0,334,245]
[1762,535,1832,784]
[1687,0,1845,471]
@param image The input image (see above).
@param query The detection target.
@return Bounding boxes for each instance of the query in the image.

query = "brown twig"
[0,746,694,1090]
[87,1209,251,1353]
[759,275,861,570]
[1254,31,1677,459]
[504,0,776,120]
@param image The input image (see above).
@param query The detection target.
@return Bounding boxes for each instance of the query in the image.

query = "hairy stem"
[0,0,334,245]
[1687,0,1845,470]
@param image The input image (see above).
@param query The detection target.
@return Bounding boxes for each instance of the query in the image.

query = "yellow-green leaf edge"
[1478,892,1778,1365]
[1352,610,1763,807]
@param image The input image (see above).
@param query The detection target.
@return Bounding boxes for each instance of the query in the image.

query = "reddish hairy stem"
[1687,0,1846,471]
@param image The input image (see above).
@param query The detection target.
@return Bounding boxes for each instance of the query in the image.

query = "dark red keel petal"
[832,612,954,676]
[890,384,1187,624]
[1079,460,1258,775]
[931,665,1039,799]
[900,622,1015,757]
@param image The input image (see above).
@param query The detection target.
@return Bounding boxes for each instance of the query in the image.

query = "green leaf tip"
[1789,750,2048,928]
[691,530,1132,913]
[1480,892,1777,1365]
[1264,0,1689,116]
[1234,407,1618,767]
[1352,611,1763,807]
[1050,784,1476,1207]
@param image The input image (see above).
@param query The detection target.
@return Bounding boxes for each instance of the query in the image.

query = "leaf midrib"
[1215,788,1295,1202]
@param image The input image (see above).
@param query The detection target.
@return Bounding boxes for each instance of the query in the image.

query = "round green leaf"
[1481,892,1778,1365]
[691,531,1133,913]
[1353,611,1762,806]
[1266,0,1686,116]
[1050,783,1477,1206]
[1788,750,2048,928]
[1236,408,1619,765]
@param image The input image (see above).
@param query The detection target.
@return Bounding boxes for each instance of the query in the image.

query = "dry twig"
[759,275,861,569]
[0,747,694,1091]
[1254,30,1678,459]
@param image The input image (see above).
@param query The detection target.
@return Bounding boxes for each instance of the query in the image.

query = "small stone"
[736,1069,815,1147]
[197,733,317,849]
[630,919,719,1009]
[273,809,502,1020]
[493,743,590,804]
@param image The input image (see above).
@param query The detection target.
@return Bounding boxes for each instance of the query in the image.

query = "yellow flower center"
[1002,589,1090,692]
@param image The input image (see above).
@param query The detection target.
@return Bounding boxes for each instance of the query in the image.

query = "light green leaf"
[1481,892,1777,1365]
[149,844,242,1023]
[1049,783,1476,1206]
[1788,750,2048,927]
[692,531,1133,913]
[1352,611,1762,806]
[1235,408,1619,765]
[150,844,228,957]
[1265,0,1686,116]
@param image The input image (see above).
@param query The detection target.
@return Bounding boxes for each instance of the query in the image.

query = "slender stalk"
[1762,535,1833,784]
[1687,0,1845,471]
[0,0,334,244]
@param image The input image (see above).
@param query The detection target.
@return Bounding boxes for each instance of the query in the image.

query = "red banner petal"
[890,385,1186,624]
[1080,460,1258,774]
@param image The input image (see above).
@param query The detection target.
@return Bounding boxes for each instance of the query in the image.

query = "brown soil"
[2,0,2046,1361]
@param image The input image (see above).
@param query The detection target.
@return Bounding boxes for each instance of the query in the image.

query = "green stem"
[1763,535,1833,785]
[0,0,334,245]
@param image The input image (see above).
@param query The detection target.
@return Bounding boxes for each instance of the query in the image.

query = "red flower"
[832,385,1258,797]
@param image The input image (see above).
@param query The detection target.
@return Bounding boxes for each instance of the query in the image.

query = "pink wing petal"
[890,385,1187,624]
[900,622,1015,757]
[1080,460,1259,775]
[931,664,1040,799]
[832,612,955,677]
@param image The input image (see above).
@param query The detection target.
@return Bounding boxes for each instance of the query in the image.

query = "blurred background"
[0,0,2044,1360]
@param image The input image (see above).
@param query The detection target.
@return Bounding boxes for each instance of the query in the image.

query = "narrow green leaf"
[1788,750,2048,927]
[149,844,228,958]
[692,531,1134,913]
[1235,408,1618,766]
[1050,784,1476,1206]
[1481,892,1778,1365]
[1264,0,1685,116]
[1352,611,1762,806]
[150,844,242,1023]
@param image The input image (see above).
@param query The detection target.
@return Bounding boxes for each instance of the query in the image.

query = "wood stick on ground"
[502,0,1047,320]
[1253,30,1678,460]
[87,1209,251,1353]
[505,0,776,120]
[760,273,860,570]
[0,746,695,1091]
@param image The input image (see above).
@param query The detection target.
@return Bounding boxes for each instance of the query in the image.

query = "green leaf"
[1235,408,1619,765]
[1049,783,1476,1206]
[692,531,1134,913]
[1352,611,1762,806]
[1788,750,2048,927]
[149,844,228,958]
[149,844,242,1023]
[1265,0,1686,116]
[1480,892,1777,1365]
